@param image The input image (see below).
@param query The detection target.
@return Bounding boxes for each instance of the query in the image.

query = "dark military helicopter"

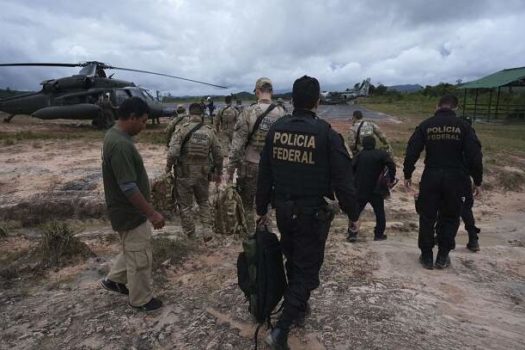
[0,61,226,128]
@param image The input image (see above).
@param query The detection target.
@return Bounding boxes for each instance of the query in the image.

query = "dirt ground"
[0,112,524,350]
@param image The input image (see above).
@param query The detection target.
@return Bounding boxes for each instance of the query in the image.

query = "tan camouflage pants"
[175,165,212,238]
[219,131,233,157]
[107,221,153,307]
[236,162,258,233]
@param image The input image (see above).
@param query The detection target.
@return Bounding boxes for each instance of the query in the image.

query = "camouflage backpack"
[213,184,247,237]
[151,173,176,213]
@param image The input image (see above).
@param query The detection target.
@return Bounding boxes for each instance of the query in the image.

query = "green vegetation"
[0,222,8,238]
[39,221,94,267]
[152,236,197,270]
[0,129,103,146]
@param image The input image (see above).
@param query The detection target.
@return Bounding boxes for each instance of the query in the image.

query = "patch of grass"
[0,129,103,144]
[0,222,8,238]
[39,221,95,267]
[498,170,525,191]
[152,237,197,271]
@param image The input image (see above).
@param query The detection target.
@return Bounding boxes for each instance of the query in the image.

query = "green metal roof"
[460,66,525,89]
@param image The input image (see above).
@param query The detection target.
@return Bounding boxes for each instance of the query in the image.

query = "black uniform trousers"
[356,194,386,237]
[274,201,332,331]
[461,178,479,241]
[417,168,466,253]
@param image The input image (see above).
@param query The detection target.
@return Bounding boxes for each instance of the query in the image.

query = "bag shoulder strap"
[354,121,365,150]
[180,122,204,156]
[245,104,277,148]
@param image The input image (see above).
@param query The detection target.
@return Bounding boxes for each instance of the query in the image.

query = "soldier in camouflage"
[164,104,188,147]
[166,103,223,240]
[226,77,286,231]
[214,95,240,155]
[347,110,392,156]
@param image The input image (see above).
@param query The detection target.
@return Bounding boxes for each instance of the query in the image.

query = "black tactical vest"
[269,111,331,200]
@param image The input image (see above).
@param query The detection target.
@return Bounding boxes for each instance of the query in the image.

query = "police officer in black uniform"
[404,94,483,270]
[256,75,359,350]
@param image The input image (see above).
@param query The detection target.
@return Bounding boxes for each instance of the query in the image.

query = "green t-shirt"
[102,127,151,231]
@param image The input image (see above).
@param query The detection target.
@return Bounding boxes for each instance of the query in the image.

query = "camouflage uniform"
[167,114,223,239]
[164,113,187,147]
[347,119,392,156]
[228,99,286,231]
[214,103,240,154]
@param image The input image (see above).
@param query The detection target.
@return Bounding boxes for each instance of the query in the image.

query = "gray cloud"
[1,0,524,95]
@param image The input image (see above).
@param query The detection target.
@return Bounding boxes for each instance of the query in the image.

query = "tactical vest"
[357,120,374,139]
[249,104,281,154]
[181,124,211,160]
[270,114,332,200]
[221,106,237,125]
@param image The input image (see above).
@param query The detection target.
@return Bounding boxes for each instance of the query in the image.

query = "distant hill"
[387,84,423,93]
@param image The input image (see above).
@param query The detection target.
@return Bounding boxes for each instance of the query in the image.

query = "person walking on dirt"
[256,75,359,349]
[347,135,396,243]
[404,94,483,270]
[166,103,223,241]
[214,95,240,154]
[100,97,165,311]
[226,77,286,232]
[347,110,392,156]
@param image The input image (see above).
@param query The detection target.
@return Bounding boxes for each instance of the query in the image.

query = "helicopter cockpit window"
[79,64,96,77]
[115,89,131,105]
[141,89,155,101]
[129,88,143,99]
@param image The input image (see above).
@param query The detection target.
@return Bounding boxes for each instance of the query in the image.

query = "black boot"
[435,250,451,269]
[265,328,289,350]
[347,226,358,243]
[419,250,434,270]
[466,239,480,252]
[293,302,311,328]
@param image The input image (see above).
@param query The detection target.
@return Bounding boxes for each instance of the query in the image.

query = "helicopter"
[320,78,371,105]
[0,61,227,128]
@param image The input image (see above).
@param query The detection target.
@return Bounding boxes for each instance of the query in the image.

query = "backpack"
[151,173,176,213]
[212,185,247,237]
[237,226,287,347]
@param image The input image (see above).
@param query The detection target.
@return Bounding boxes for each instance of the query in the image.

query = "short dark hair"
[225,95,232,104]
[438,94,459,109]
[292,75,320,109]
[353,110,363,119]
[189,102,203,114]
[118,97,149,120]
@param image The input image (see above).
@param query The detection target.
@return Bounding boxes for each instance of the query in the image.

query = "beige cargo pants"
[107,221,153,307]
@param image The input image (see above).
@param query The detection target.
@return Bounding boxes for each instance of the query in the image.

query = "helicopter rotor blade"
[0,63,83,68]
[107,66,228,89]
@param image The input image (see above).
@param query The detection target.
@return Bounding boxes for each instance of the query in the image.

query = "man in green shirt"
[100,97,165,312]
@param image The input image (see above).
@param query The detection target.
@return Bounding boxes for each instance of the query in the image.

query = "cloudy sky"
[1,0,524,96]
